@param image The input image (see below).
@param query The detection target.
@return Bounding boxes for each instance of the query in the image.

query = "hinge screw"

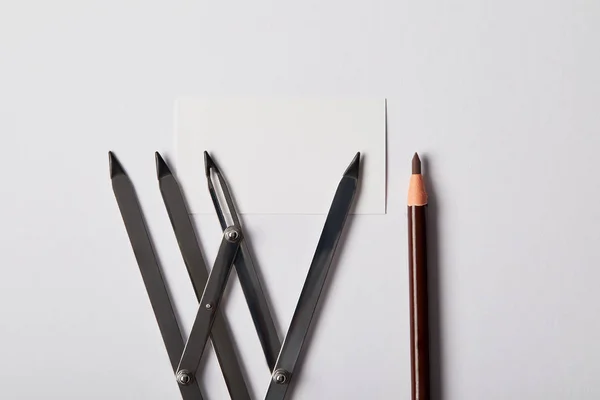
[176,370,193,385]
[273,369,290,385]
[224,226,241,242]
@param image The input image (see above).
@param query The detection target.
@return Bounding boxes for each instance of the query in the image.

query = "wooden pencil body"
[408,205,429,400]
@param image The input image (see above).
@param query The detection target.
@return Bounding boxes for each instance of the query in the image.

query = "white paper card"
[175,98,386,214]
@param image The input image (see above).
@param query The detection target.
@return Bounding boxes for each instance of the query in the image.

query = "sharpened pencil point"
[204,151,219,177]
[155,152,172,179]
[109,151,126,178]
[343,152,360,179]
[412,153,421,174]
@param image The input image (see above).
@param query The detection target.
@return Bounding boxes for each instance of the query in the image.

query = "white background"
[1,1,600,399]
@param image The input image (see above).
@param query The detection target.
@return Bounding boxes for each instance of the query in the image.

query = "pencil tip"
[204,151,218,177]
[155,152,172,179]
[412,152,421,174]
[343,152,360,179]
[109,151,126,178]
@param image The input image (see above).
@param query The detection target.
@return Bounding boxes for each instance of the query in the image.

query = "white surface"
[175,98,386,214]
[1,1,600,400]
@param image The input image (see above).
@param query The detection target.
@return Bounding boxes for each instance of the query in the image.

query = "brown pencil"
[408,153,429,400]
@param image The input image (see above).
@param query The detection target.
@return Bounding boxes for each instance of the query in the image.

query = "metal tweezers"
[109,151,360,400]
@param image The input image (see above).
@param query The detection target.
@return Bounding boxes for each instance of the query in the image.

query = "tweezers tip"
[155,152,172,179]
[343,152,360,179]
[204,151,217,177]
[109,151,126,178]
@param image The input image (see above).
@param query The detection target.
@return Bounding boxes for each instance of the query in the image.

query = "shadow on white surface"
[422,155,445,400]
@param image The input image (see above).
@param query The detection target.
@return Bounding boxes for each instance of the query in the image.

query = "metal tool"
[203,151,280,371]
[110,151,360,400]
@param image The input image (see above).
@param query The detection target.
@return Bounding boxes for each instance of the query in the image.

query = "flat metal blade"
[205,151,281,370]
[156,153,251,400]
[265,152,360,400]
[109,152,203,400]
[176,230,240,383]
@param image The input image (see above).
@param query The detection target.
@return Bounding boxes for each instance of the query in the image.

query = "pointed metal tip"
[412,152,421,174]
[109,151,126,178]
[155,152,172,179]
[343,152,360,179]
[204,151,218,177]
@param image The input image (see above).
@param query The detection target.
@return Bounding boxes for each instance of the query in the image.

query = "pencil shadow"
[420,155,445,400]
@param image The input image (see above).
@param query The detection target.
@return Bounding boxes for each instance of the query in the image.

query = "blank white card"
[175,98,386,214]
